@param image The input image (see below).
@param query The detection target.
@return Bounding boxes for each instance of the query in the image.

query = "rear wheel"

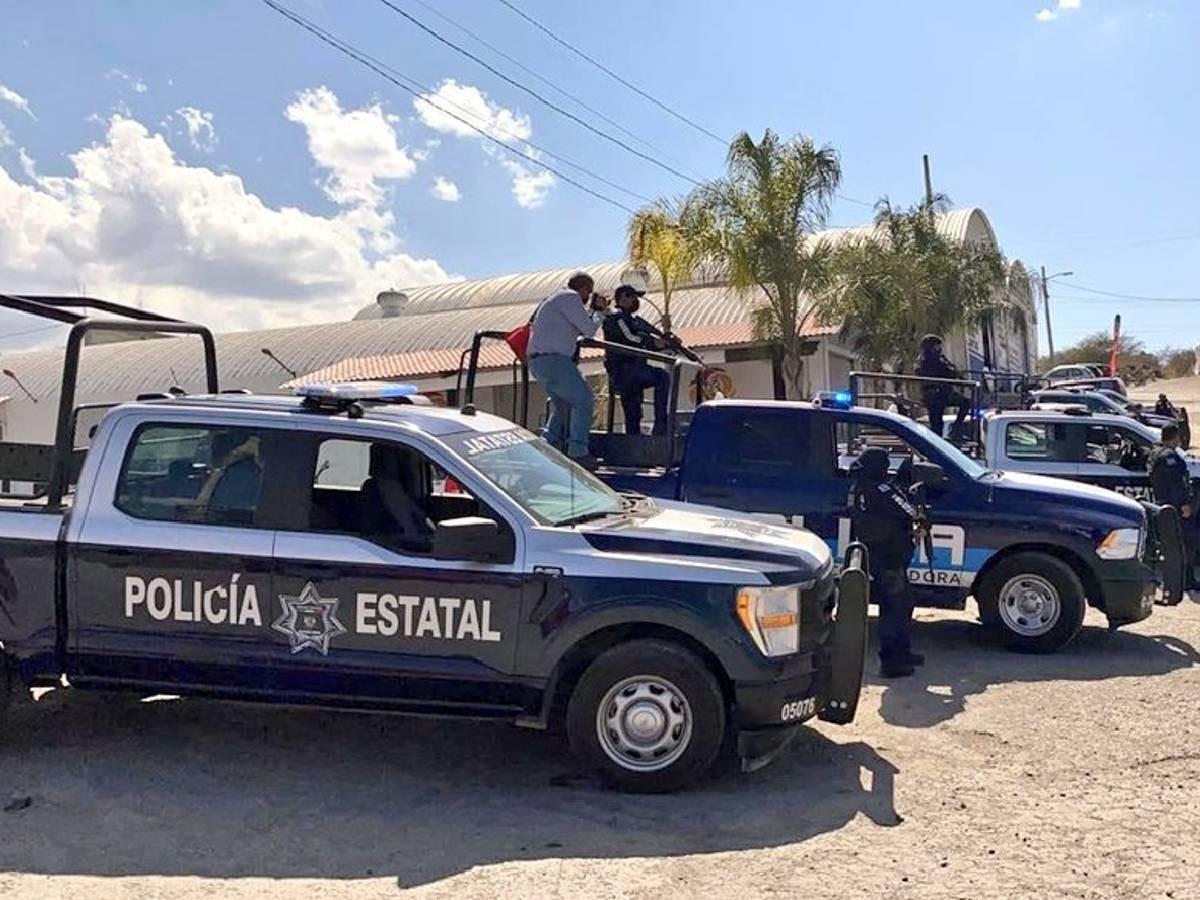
[565,639,726,793]
[976,552,1086,653]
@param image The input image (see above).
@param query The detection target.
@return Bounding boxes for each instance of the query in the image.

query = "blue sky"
[1,0,1197,358]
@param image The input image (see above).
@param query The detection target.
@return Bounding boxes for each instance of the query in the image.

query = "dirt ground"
[1,602,1199,900]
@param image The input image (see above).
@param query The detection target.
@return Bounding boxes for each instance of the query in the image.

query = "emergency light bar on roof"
[294,381,429,414]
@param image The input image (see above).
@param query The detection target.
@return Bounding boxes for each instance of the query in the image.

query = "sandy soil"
[2,603,1199,900]
[1130,375,1200,409]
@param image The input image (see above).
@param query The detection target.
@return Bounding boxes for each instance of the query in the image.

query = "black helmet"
[920,334,943,352]
[850,446,890,482]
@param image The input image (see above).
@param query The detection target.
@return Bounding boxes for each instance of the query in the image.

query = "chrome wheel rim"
[596,675,692,772]
[998,573,1061,637]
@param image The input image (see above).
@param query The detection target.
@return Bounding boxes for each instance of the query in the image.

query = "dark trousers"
[927,391,968,441]
[1183,514,1199,589]
[615,366,670,436]
[873,564,915,663]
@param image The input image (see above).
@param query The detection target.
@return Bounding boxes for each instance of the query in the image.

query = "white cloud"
[107,68,148,93]
[173,106,217,153]
[1035,0,1082,21]
[415,79,531,142]
[0,84,35,119]
[0,113,449,334]
[431,176,461,203]
[285,86,417,213]
[0,121,11,149]
[414,80,553,208]
[501,160,554,209]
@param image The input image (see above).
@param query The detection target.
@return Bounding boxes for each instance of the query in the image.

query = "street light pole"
[1039,268,1074,365]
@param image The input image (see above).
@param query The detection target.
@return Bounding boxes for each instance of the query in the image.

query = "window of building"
[116,424,267,527]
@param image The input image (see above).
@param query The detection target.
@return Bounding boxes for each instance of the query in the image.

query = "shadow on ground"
[0,689,896,887]
[874,615,1200,729]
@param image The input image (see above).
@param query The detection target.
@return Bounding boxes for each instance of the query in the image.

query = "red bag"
[505,323,532,362]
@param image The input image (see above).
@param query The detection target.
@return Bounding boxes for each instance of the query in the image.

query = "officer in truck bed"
[602,284,671,436]
[850,447,924,678]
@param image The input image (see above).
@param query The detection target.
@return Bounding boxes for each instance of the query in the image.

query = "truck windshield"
[446,428,623,526]
[923,429,988,479]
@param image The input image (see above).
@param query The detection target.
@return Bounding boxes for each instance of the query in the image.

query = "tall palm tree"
[682,130,841,398]
[626,198,694,333]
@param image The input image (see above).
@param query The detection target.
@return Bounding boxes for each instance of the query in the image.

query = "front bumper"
[732,544,871,771]
[1097,558,1157,627]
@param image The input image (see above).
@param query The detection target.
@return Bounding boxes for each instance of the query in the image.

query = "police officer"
[915,334,968,442]
[1149,422,1198,591]
[850,447,923,677]
[602,284,671,436]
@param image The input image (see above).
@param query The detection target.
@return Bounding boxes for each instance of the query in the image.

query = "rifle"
[909,480,936,577]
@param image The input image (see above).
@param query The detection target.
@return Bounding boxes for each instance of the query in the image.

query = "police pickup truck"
[460,337,1160,654]
[0,314,869,793]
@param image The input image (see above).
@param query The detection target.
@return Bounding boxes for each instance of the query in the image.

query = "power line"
[373,0,702,186]
[0,322,63,345]
[1056,281,1200,303]
[404,0,702,179]
[259,0,637,214]
[494,0,727,146]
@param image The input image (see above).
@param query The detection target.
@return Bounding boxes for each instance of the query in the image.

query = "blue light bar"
[295,381,420,401]
[813,390,853,410]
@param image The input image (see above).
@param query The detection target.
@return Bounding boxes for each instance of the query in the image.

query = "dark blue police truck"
[0,296,870,793]
[462,334,1163,653]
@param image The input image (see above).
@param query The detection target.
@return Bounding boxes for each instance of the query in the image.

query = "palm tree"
[626,198,694,334]
[682,130,841,398]
[819,196,1008,370]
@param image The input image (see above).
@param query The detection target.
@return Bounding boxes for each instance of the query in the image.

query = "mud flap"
[1153,505,1187,606]
[819,542,869,725]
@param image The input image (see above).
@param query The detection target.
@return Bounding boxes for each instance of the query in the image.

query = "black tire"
[975,552,1086,653]
[565,639,726,793]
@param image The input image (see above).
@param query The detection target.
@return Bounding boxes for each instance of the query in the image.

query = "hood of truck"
[989,470,1146,521]
[578,503,833,583]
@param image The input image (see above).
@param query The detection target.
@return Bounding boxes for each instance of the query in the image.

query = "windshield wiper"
[554,508,623,528]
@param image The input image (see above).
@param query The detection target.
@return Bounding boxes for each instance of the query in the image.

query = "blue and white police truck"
[0,309,869,793]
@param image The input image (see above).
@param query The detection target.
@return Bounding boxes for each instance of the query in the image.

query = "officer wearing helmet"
[850,446,923,678]
[915,334,969,442]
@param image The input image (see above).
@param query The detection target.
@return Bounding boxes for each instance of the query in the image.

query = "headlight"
[736,585,799,656]
[1097,528,1141,560]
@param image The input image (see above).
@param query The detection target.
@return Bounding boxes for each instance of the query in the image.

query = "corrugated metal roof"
[0,208,993,410]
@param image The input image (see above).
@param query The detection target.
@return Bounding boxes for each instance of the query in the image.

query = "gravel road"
[2,603,1198,900]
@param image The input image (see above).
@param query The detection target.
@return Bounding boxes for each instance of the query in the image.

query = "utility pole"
[922,154,934,207]
[1040,266,1054,362]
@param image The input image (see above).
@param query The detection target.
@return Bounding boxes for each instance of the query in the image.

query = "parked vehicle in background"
[1045,363,1109,384]
[1030,389,1175,429]
[1052,376,1128,398]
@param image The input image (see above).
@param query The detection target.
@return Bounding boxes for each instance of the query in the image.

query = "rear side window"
[115,424,269,527]
[717,410,821,476]
[1004,421,1074,461]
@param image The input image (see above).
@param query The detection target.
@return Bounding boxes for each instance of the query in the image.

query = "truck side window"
[1004,422,1075,461]
[835,422,926,474]
[1082,425,1149,470]
[718,411,816,476]
[308,438,483,552]
[115,424,266,527]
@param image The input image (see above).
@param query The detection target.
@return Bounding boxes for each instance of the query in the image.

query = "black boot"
[880,658,916,678]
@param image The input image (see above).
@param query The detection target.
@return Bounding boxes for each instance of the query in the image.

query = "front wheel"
[565,639,726,793]
[976,552,1086,653]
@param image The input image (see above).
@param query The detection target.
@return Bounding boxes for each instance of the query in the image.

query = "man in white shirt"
[527,272,609,468]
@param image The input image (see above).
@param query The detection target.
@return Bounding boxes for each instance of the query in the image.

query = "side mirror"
[911,461,949,491]
[431,516,509,563]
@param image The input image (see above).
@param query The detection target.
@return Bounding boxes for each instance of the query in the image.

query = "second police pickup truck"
[460,335,1164,654]
[0,304,869,794]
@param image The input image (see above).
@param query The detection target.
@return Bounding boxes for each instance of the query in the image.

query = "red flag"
[1110,315,1121,377]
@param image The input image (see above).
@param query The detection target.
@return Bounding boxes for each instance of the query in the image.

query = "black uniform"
[850,447,919,669]
[1148,444,1197,588]
[603,309,670,435]
[915,339,968,441]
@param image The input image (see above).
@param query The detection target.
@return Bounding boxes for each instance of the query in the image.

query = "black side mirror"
[911,461,949,491]
[431,516,509,563]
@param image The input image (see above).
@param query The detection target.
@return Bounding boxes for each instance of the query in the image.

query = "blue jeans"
[529,353,594,458]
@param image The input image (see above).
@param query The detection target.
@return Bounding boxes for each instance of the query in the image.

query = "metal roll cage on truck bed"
[0,295,870,793]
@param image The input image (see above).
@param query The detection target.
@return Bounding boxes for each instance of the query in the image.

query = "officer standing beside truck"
[1149,422,1198,592]
[850,447,924,677]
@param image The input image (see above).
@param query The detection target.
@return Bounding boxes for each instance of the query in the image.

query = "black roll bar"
[45,318,218,507]
[458,331,530,424]
[849,370,984,450]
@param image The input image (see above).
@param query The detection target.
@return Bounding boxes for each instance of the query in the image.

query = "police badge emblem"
[272,582,347,655]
